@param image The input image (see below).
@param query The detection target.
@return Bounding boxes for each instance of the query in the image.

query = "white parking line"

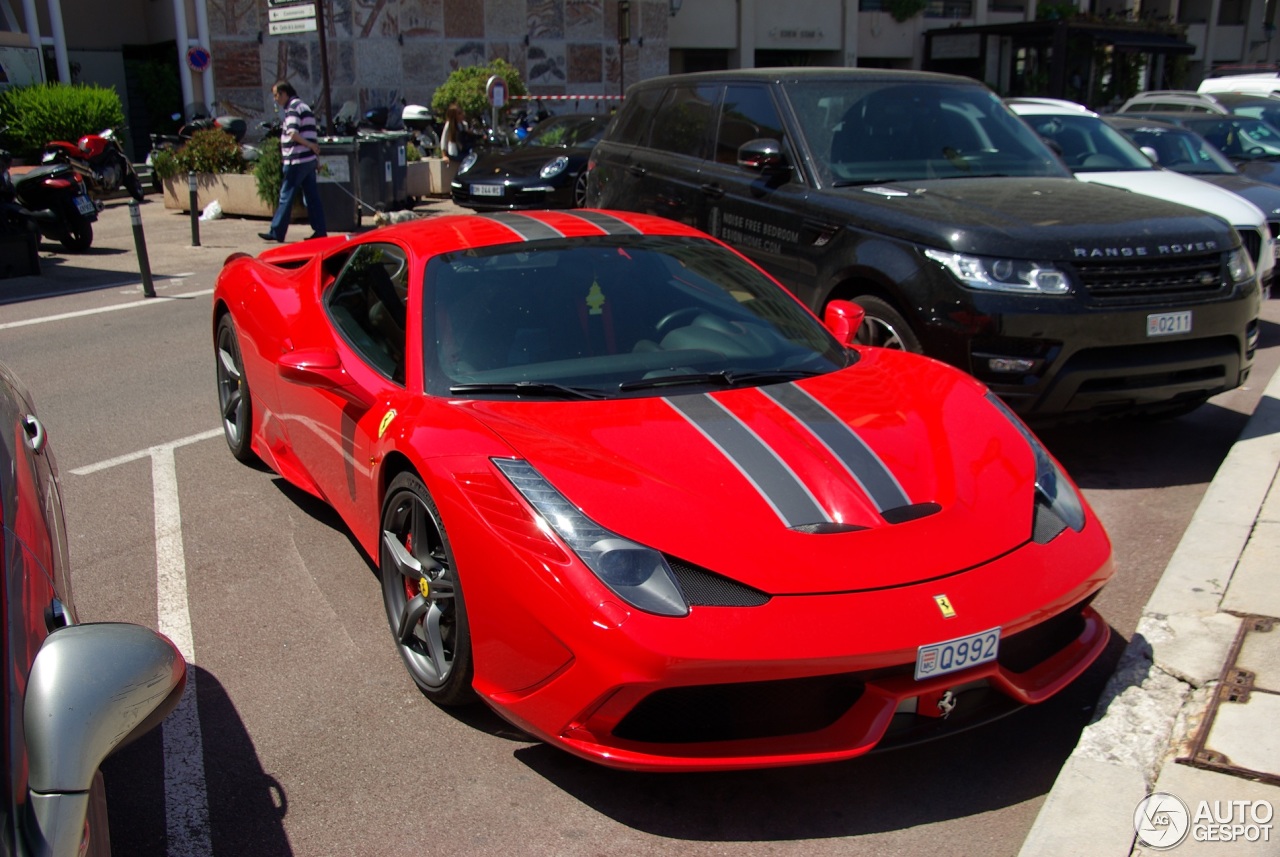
[76,430,219,857]
[0,288,214,330]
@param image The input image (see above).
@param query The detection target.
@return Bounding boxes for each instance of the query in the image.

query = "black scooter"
[0,146,99,253]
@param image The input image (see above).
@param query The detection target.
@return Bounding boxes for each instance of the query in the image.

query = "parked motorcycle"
[43,127,144,202]
[0,147,42,273]
[0,144,98,252]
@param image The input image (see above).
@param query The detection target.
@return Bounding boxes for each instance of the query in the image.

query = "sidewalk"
[1021,365,1280,854]
[0,190,469,307]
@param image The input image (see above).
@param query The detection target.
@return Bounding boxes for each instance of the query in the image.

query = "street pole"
[316,0,333,133]
[618,0,630,97]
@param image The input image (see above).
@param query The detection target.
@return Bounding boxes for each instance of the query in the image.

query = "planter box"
[161,172,305,219]
[406,158,457,198]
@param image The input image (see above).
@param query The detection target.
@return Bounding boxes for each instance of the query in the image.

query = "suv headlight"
[925,249,1071,295]
[540,156,569,179]
[493,459,689,617]
[987,394,1086,542]
[1227,246,1255,285]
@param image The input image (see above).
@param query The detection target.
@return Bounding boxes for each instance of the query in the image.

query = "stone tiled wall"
[208,0,669,126]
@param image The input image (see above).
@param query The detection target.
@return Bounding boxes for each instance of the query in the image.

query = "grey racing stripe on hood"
[564,210,643,234]
[665,393,830,528]
[762,383,911,513]
[476,212,567,241]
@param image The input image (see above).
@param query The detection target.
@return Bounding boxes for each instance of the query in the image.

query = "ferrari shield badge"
[378,409,397,439]
[934,594,956,619]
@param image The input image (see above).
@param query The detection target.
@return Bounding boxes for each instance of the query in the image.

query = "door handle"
[700,183,725,200]
[23,414,46,452]
[627,164,645,178]
[802,219,840,246]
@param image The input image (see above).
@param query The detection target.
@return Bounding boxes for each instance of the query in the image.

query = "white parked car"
[1007,98,1275,294]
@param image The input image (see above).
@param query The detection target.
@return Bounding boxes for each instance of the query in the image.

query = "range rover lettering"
[586,69,1262,422]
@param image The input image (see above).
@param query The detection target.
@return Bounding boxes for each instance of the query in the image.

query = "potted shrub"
[154,128,303,218]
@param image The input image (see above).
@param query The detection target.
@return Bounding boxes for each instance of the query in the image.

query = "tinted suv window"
[650,83,717,159]
[613,86,664,146]
[785,80,1064,183]
[716,85,787,165]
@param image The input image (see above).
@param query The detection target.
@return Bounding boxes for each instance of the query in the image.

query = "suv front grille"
[1072,250,1227,304]
[1239,229,1263,265]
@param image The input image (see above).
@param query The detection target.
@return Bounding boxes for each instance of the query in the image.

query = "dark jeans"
[267,158,326,240]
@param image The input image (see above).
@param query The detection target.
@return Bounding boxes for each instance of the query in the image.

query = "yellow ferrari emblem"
[586,280,606,316]
[934,594,956,619]
[378,409,397,439]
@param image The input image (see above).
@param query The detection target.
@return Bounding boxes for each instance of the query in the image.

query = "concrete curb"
[1018,363,1280,857]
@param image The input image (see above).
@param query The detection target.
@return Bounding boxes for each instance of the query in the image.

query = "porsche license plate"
[1147,310,1191,337]
[74,195,95,216]
[915,627,1000,680]
[472,184,503,197]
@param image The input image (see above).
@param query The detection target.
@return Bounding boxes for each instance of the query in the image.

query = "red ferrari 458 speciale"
[212,209,1113,772]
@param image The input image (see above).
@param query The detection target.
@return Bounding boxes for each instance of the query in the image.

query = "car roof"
[1006,97,1097,116]
[256,210,711,267]
[626,66,975,92]
[1105,115,1184,130]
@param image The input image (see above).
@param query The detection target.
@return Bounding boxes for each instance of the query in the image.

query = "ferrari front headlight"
[925,249,1070,295]
[987,394,1085,542]
[540,156,568,179]
[493,459,689,616]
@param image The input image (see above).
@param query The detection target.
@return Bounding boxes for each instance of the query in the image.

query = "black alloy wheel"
[215,315,257,463]
[380,472,475,706]
[853,296,923,352]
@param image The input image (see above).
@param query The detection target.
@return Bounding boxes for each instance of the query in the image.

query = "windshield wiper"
[448,381,609,400]
[618,368,822,393]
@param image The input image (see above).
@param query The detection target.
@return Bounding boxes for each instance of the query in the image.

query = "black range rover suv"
[585,68,1262,422]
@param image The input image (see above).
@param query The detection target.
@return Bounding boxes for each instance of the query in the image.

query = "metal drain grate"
[1178,616,1280,787]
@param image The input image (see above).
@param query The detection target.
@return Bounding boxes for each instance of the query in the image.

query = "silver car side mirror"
[24,623,187,857]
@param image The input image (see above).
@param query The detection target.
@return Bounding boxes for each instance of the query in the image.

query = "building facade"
[1,0,1279,147]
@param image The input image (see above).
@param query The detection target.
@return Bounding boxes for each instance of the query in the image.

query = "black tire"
[380,472,476,707]
[215,315,258,463]
[572,171,589,208]
[852,295,923,352]
[124,166,145,201]
[60,217,92,253]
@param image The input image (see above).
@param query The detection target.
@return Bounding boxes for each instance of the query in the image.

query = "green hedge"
[0,83,126,161]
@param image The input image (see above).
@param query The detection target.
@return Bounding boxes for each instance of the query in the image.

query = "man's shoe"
[307,232,328,240]
[258,232,280,242]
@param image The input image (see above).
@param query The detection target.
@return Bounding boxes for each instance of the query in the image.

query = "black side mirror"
[737,138,789,173]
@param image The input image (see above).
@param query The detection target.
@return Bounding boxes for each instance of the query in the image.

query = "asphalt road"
[1,197,1277,857]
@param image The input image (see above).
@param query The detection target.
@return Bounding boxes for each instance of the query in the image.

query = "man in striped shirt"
[260,81,328,242]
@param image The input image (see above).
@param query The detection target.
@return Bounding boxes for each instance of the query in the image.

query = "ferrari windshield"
[783,79,1069,185]
[424,235,850,398]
